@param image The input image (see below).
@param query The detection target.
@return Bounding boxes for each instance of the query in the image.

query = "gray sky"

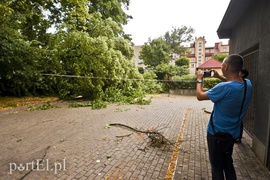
[123,0,230,46]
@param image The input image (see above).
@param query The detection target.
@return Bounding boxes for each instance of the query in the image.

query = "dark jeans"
[207,133,236,180]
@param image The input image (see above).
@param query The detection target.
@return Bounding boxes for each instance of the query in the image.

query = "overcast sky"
[123,0,231,47]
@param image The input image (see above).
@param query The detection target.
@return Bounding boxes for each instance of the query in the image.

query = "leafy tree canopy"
[139,37,171,68]
[175,57,190,67]
[212,54,228,62]
[139,26,194,68]
[164,26,194,54]
[0,0,146,104]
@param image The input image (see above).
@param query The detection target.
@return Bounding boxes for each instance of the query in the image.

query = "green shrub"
[172,75,196,89]
[142,71,165,93]
[203,78,222,89]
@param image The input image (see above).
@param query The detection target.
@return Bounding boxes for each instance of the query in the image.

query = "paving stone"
[0,95,270,179]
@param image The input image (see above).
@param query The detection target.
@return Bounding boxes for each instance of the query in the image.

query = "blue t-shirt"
[206,79,252,138]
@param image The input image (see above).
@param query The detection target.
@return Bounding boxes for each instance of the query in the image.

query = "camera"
[204,70,213,77]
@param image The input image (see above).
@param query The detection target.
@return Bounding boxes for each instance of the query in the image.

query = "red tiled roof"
[197,58,222,69]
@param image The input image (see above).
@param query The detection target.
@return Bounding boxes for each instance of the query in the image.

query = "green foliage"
[88,0,131,26]
[170,75,221,90]
[0,27,48,96]
[0,0,199,109]
[138,67,144,74]
[68,99,108,109]
[0,0,152,108]
[155,64,189,80]
[203,78,222,89]
[68,101,92,108]
[114,107,130,112]
[212,54,228,62]
[172,75,196,89]
[142,71,164,94]
[139,37,171,67]
[138,26,193,86]
[27,103,59,111]
[49,24,142,99]
[175,57,190,67]
[153,64,189,92]
[68,100,107,109]
[91,99,108,109]
[164,26,194,54]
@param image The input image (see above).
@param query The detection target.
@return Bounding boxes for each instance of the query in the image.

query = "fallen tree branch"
[109,123,175,148]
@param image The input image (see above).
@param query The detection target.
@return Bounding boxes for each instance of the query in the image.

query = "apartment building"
[185,36,229,74]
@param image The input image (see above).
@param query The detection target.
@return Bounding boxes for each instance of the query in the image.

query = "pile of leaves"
[27,103,60,111]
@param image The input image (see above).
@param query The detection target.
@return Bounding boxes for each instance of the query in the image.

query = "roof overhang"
[217,0,253,39]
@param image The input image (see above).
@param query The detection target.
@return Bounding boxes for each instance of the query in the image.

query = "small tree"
[175,57,190,67]
[139,38,171,68]
[155,63,189,80]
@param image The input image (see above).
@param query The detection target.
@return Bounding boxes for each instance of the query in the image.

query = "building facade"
[185,36,229,74]
[132,45,146,69]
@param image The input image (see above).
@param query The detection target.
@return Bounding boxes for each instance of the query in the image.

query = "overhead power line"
[41,73,195,83]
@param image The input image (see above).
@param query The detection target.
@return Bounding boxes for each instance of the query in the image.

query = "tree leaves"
[164,26,194,54]
[139,26,194,68]
[0,0,145,103]
[139,37,171,68]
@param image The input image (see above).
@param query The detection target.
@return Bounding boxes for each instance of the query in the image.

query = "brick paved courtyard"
[0,95,269,179]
